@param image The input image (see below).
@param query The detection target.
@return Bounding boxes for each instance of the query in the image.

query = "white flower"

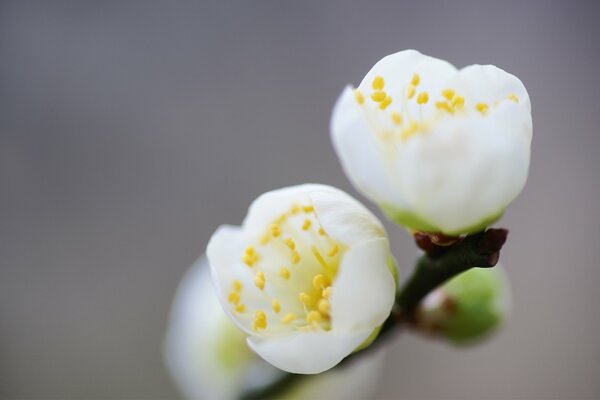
[206,184,396,374]
[331,50,532,235]
[164,256,387,399]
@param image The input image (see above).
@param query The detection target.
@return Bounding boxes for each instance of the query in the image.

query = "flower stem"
[239,228,508,400]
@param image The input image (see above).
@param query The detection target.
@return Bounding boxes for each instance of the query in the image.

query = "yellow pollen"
[327,244,339,257]
[303,205,314,213]
[235,303,246,313]
[272,299,281,314]
[322,286,332,299]
[318,298,330,314]
[451,95,465,109]
[307,310,322,325]
[354,89,365,105]
[284,238,296,250]
[318,227,326,236]
[253,310,267,331]
[270,224,281,237]
[291,251,301,265]
[435,101,453,113]
[254,271,265,290]
[407,85,416,99]
[282,313,296,324]
[379,95,392,110]
[242,249,259,267]
[290,204,300,214]
[372,75,385,90]
[476,102,489,115]
[442,88,455,100]
[508,93,519,103]
[228,291,240,305]
[371,90,387,102]
[279,267,290,279]
[391,112,403,125]
[313,274,327,289]
[232,280,243,292]
[416,91,429,105]
[299,292,311,305]
[302,219,312,231]
[411,73,420,86]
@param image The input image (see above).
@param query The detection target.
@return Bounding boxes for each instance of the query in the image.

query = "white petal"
[331,238,396,331]
[247,329,373,374]
[308,186,386,246]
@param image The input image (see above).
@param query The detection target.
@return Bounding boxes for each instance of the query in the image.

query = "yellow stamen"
[313,274,327,289]
[416,91,429,105]
[318,227,326,236]
[435,101,453,114]
[272,299,281,314]
[279,267,290,280]
[299,292,311,305]
[442,88,455,100]
[284,238,296,250]
[232,280,243,292]
[307,310,322,325]
[242,247,259,267]
[253,310,267,331]
[401,120,419,140]
[391,111,403,125]
[451,95,464,109]
[235,304,246,313]
[311,246,328,269]
[327,244,339,257]
[411,73,420,86]
[407,85,416,99]
[508,93,519,103]
[254,271,265,290]
[303,205,314,213]
[259,233,270,245]
[354,89,365,105]
[371,90,387,102]
[322,286,332,299]
[290,204,300,214]
[282,313,296,324]
[271,224,281,237]
[372,75,385,90]
[302,219,312,231]
[291,251,300,265]
[318,298,330,314]
[228,291,240,305]
[476,102,489,115]
[379,95,392,110]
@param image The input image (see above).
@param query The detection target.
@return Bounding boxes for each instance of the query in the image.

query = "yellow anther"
[284,238,296,250]
[307,310,322,325]
[279,267,290,280]
[228,291,240,305]
[253,310,267,331]
[508,93,519,103]
[416,91,429,105]
[407,85,416,99]
[476,102,489,115]
[372,75,385,90]
[272,299,281,314]
[232,280,243,292]
[435,101,453,114]
[302,219,312,231]
[371,90,387,102]
[275,214,287,224]
[290,204,300,214]
[442,88,455,100]
[322,286,332,299]
[242,251,259,267]
[299,292,311,304]
[235,303,246,313]
[254,271,265,290]
[303,205,314,213]
[411,73,420,86]
[259,233,270,245]
[327,244,339,257]
[270,224,281,237]
[282,313,296,324]
[451,95,464,109]
[379,95,392,110]
[318,298,330,314]
[244,246,255,255]
[401,120,419,140]
[291,251,300,264]
[391,111,403,125]
[313,274,327,289]
[318,227,326,236]
[354,89,365,105]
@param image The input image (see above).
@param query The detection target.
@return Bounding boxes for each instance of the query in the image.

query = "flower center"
[228,203,345,333]
[354,73,520,142]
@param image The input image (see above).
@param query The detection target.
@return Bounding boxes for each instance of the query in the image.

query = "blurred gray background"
[1,0,599,398]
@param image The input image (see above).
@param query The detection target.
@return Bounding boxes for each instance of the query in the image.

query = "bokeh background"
[2,1,599,398]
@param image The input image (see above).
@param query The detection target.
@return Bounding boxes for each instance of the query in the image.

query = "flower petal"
[308,187,386,246]
[330,237,396,331]
[247,329,373,374]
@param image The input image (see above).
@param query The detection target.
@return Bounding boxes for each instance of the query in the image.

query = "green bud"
[416,265,510,345]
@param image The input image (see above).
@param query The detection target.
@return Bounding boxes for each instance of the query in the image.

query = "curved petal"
[247,328,373,374]
[308,186,386,246]
[330,86,407,207]
[331,238,396,331]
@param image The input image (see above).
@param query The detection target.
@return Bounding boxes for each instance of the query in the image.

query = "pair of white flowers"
[169,50,532,380]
